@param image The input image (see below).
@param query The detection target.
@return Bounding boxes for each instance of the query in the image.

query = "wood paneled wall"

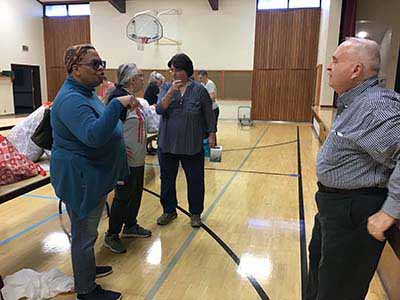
[43,16,91,101]
[252,8,320,121]
[102,69,253,100]
[314,64,323,106]
[377,225,400,300]
[252,69,315,121]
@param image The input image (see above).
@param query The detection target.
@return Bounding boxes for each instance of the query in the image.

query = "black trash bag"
[31,108,53,150]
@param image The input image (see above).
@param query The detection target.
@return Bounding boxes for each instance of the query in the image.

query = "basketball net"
[137,37,148,51]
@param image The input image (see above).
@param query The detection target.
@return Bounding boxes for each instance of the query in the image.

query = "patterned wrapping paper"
[0,135,39,185]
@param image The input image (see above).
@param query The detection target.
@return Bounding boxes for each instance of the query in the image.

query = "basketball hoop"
[137,37,148,51]
[126,12,163,51]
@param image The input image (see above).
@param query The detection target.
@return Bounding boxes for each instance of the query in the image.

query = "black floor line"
[223,140,297,152]
[145,163,299,178]
[205,167,299,178]
[297,126,308,299]
[0,125,14,131]
[0,176,51,204]
[143,187,271,300]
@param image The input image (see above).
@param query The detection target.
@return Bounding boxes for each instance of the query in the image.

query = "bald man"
[306,38,400,300]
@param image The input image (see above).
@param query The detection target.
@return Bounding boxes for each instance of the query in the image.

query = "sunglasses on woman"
[78,59,105,70]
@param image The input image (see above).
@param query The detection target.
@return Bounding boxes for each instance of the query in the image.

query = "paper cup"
[210,146,222,162]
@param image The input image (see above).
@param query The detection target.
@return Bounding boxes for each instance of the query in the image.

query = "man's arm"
[368,155,399,241]
[206,81,217,102]
[209,91,216,102]
[360,106,400,240]
[199,88,216,147]
[383,156,400,219]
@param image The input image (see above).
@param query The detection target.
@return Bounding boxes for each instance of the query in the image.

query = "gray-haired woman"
[103,63,152,254]
[144,71,165,105]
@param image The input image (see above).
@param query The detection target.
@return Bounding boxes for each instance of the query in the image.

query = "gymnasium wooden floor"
[0,121,387,300]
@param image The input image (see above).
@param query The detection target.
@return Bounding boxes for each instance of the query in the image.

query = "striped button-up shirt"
[317,77,400,219]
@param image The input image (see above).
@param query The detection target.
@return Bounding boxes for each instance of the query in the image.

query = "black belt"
[317,182,387,194]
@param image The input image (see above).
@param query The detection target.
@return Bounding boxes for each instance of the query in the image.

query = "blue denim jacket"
[50,76,128,218]
[156,79,216,155]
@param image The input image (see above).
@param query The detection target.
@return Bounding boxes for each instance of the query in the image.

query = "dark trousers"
[160,151,205,215]
[108,166,145,235]
[214,107,220,132]
[306,188,387,300]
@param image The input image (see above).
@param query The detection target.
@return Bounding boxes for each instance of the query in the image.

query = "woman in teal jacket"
[50,44,136,300]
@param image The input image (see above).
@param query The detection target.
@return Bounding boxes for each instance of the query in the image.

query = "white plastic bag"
[7,106,46,162]
[3,268,74,300]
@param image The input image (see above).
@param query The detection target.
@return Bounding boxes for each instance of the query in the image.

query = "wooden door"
[251,8,320,122]
[44,16,91,101]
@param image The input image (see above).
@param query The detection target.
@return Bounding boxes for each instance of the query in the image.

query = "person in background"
[51,44,138,300]
[306,38,400,300]
[144,71,165,106]
[98,78,114,101]
[198,70,219,132]
[103,63,152,254]
[156,53,216,228]
[144,71,166,155]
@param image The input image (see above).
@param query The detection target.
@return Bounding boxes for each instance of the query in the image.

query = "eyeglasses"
[169,67,184,73]
[78,59,105,70]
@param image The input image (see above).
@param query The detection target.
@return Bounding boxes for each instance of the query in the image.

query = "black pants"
[214,107,220,132]
[160,151,205,215]
[306,188,387,300]
[108,166,144,235]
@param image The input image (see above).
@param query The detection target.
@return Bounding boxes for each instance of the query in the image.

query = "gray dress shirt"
[317,77,400,219]
[156,79,216,155]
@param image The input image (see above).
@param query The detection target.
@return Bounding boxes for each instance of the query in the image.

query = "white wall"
[379,29,393,86]
[219,100,251,119]
[317,0,342,106]
[316,0,400,105]
[0,0,47,115]
[90,0,256,70]
[357,0,400,90]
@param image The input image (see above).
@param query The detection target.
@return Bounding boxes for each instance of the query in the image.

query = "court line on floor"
[144,187,270,300]
[145,126,270,300]
[145,163,299,178]
[23,194,59,200]
[0,211,61,247]
[1,128,293,297]
[0,194,61,246]
[297,127,308,299]
[205,167,299,177]
[223,139,297,152]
